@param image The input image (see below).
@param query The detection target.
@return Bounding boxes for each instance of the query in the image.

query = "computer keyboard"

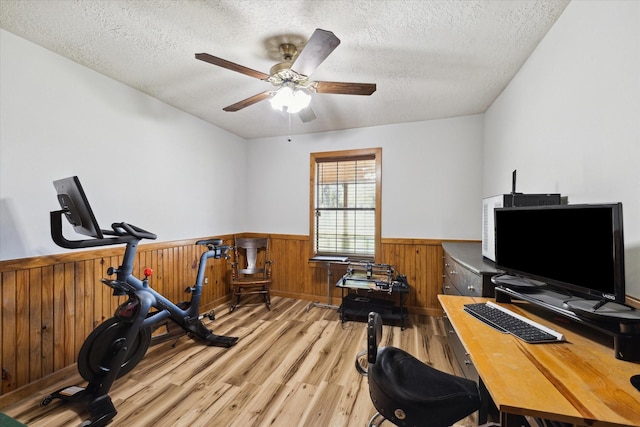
[464,302,565,344]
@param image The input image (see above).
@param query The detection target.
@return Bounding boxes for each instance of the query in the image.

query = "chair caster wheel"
[206,310,215,320]
[41,396,53,406]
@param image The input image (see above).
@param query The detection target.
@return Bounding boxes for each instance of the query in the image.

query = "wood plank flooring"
[0,297,475,426]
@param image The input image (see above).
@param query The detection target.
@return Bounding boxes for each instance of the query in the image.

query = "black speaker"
[614,333,640,361]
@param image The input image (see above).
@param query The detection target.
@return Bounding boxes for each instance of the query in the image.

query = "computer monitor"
[494,203,626,304]
[53,176,103,239]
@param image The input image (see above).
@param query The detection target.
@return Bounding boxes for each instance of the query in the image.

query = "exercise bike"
[41,176,238,426]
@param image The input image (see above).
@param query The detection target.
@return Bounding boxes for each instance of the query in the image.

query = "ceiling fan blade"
[223,91,272,112]
[195,53,270,80]
[298,106,316,123]
[315,81,377,95]
[291,29,341,77]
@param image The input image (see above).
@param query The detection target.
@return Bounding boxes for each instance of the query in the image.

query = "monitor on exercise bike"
[53,176,103,239]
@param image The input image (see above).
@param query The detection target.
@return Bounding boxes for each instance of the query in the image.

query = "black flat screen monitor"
[53,176,103,239]
[494,203,625,303]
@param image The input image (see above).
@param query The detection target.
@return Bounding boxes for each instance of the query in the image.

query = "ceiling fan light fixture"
[269,85,311,114]
[196,28,375,120]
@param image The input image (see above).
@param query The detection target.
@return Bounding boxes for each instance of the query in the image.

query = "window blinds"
[314,157,376,257]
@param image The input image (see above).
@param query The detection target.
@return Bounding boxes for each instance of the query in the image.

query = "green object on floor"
[0,412,27,426]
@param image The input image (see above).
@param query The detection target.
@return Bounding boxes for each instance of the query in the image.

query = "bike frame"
[107,237,227,332]
[52,211,227,333]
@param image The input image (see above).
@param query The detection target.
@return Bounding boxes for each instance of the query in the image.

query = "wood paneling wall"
[0,234,448,396]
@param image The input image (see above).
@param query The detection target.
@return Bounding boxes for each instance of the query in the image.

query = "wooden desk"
[438,295,640,427]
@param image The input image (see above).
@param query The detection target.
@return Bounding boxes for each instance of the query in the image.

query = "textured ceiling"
[0,0,570,140]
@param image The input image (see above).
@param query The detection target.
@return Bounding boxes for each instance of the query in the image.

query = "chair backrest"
[367,312,383,364]
[232,237,270,278]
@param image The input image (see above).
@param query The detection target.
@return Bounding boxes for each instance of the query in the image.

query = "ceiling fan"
[195,29,376,123]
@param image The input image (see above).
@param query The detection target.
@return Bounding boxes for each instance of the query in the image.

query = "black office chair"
[355,312,481,427]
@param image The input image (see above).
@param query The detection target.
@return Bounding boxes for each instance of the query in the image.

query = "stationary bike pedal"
[197,311,215,321]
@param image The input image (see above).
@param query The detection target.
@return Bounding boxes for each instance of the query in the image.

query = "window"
[310,148,381,259]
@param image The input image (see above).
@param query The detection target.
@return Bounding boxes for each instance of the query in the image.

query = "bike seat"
[196,238,223,246]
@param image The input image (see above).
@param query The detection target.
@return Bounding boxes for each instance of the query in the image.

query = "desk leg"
[479,378,501,425]
[400,292,405,330]
[306,262,339,312]
[479,378,490,424]
[500,412,526,427]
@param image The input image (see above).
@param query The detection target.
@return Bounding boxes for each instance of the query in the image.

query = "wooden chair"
[355,312,481,427]
[229,237,272,312]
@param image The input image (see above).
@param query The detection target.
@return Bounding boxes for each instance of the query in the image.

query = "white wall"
[5,0,636,302]
[246,116,484,240]
[0,29,246,260]
[1,27,485,262]
[484,1,640,298]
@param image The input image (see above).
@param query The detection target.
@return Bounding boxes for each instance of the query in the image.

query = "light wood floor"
[0,297,475,427]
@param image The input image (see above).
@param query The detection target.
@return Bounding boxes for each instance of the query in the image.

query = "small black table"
[336,263,409,329]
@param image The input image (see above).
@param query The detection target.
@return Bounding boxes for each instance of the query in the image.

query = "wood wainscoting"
[268,235,448,317]
[0,234,455,396]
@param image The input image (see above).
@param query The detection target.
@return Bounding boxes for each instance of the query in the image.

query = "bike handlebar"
[110,222,157,240]
[50,210,157,249]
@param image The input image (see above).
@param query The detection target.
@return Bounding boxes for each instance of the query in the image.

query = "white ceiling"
[0,0,570,140]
